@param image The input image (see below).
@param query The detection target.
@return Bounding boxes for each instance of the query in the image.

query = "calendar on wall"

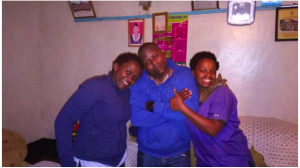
[153,14,188,65]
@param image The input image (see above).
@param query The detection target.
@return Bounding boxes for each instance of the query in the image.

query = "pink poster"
[153,14,188,65]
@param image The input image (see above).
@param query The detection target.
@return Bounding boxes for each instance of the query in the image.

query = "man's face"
[140,47,168,80]
[133,26,139,34]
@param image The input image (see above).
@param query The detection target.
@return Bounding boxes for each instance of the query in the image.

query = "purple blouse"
[186,87,254,166]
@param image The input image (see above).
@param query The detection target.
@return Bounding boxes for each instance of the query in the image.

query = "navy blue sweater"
[55,72,131,167]
[130,59,199,157]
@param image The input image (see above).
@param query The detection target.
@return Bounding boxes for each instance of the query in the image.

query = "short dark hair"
[133,23,139,27]
[138,42,160,59]
[112,52,143,71]
[189,51,220,71]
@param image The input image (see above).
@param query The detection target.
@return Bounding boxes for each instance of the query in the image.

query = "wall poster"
[153,14,188,65]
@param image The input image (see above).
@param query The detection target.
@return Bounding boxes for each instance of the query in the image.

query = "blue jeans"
[137,150,191,167]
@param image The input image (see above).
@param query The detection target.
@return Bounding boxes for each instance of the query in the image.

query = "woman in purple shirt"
[55,53,143,167]
[170,51,254,166]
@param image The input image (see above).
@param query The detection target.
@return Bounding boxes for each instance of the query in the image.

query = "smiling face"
[113,60,142,90]
[193,58,217,88]
[140,46,168,80]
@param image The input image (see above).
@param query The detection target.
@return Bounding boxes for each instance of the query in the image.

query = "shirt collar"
[148,68,174,86]
[142,59,178,85]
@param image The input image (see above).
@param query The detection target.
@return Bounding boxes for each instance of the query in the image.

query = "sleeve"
[207,87,235,123]
[130,83,170,127]
[55,79,101,167]
[154,69,200,120]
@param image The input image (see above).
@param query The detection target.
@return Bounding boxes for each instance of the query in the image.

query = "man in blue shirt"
[130,43,199,167]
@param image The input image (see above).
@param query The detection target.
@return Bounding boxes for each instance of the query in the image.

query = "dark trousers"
[137,150,191,167]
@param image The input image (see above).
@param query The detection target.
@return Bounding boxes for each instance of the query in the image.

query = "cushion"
[2,129,27,167]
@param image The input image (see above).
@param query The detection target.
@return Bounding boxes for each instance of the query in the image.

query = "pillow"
[2,129,27,167]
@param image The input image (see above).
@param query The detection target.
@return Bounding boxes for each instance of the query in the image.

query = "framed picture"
[192,1,219,10]
[227,0,256,26]
[152,12,168,34]
[128,19,145,47]
[69,1,96,19]
[275,7,298,41]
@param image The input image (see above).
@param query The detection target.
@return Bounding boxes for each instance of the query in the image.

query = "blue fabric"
[55,72,131,167]
[186,87,254,167]
[137,150,191,167]
[130,59,199,158]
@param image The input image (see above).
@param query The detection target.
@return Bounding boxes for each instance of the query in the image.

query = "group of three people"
[55,42,254,167]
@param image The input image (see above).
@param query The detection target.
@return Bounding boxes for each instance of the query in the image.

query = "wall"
[188,10,298,122]
[2,1,298,142]
[2,2,43,142]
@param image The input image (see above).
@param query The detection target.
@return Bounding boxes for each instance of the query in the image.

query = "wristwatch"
[145,101,154,112]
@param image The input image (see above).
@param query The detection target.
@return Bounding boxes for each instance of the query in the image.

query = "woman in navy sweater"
[55,52,143,167]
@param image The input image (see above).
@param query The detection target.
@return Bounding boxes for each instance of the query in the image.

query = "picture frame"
[69,1,96,19]
[128,19,145,47]
[227,0,256,26]
[192,1,219,10]
[275,7,298,41]
[152,12,168,34]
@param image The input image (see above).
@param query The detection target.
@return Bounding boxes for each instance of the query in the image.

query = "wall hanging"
[227,0,256,25]
[153,14,188,65]
[275,6,298,41]
[191,1,219,11]
[152,12,168,34]
[69,1,96,19]
[128,19,145,47]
